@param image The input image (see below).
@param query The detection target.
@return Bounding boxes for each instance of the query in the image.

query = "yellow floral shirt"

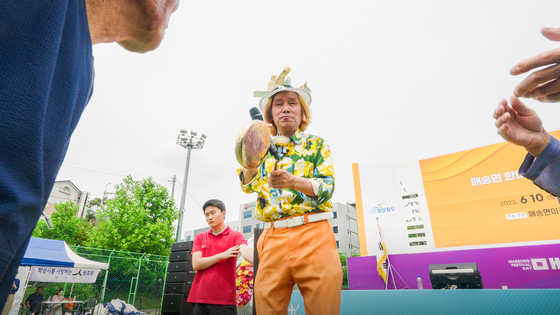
[237,130,335,222]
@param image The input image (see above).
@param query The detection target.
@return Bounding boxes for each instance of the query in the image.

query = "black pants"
[192,303,237,315]
[26,303,41,315]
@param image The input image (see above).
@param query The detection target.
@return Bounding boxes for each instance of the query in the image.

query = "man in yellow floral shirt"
[237,71,342,315]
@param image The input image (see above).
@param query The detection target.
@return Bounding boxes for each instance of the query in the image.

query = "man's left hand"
[269,169,294,189]
[269,169,316,197]
[493,96,550,157]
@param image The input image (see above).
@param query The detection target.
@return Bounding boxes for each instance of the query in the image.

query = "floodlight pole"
[176,147,192,242]
[176,130,206,241]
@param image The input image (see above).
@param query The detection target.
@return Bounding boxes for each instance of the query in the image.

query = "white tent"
[21,237,109,270]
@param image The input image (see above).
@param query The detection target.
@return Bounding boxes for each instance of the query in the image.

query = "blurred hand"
[493,96,550,157]
[511,27,560,102]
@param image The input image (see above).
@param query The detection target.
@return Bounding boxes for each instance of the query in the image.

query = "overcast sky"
[56,0,560,233]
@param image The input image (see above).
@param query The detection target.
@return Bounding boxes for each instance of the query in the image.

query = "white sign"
[29,266,100,283]
[357,160,435,256]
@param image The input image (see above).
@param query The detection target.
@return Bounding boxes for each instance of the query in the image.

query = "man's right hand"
[220,245,240,260]
[493,96,551,157]
[242,168,258,185]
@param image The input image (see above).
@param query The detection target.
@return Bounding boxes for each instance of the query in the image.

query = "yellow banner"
[420,131,560,248]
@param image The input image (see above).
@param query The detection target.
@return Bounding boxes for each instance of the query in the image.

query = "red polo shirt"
[187,226,247,305]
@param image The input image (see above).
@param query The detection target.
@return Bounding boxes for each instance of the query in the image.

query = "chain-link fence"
[24,247,169,313]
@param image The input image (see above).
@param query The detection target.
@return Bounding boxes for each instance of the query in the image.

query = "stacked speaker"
[162,241,195,315]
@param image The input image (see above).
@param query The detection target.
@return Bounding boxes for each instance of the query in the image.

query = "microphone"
[248,108,283,201]
[249,107,264,121]
[249,107,280,163]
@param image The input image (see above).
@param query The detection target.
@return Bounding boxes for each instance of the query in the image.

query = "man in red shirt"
[188,199,253,315]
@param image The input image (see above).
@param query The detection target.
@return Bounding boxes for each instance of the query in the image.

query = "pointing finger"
[510,47,560,77]
[541,27,560,42]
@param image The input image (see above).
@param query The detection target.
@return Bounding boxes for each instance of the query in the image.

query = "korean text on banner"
[29,266,100,283]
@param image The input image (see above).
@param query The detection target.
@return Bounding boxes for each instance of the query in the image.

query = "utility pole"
[103,183,111,205]
[170,175,177,200]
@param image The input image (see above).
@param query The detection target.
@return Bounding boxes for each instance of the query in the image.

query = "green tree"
[85,197,103,225]
[32,201,90,245]
[87,175,179,256]
[339,252,349,289]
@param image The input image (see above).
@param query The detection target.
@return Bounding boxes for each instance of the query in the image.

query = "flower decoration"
[236,260,254,308]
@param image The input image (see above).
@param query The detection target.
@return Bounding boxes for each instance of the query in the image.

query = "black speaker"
[169,250,191,262]
[172,241,194,252]
[168,261,193,273]
[429,263,484,289]
[166,271,195,284]
[162,294,191,315]
[165,282,192,295]
[163,241,194,315]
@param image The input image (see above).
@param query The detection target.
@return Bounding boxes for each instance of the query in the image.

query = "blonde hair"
[264,93,311,136]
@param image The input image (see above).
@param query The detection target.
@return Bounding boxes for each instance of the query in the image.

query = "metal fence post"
[101,249,115,303]
[130,253,145,305]
[158,260,169,315]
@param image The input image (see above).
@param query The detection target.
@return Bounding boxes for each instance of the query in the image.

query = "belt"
[264,211,333,229]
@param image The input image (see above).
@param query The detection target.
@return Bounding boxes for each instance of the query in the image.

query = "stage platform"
[289,289,560,314]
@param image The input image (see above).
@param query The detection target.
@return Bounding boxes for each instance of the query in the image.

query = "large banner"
[29,266,100,283]
[351,130,560,289]
[421,138,560,248]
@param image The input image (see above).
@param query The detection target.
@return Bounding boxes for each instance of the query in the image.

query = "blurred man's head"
[86,0,181,53]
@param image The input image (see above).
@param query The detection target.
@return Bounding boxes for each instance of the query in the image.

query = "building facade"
[238,200,262,240]
[330,202,360,256]
[45,180,90,218]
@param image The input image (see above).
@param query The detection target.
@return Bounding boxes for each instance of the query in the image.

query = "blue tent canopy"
[21,237,109,269]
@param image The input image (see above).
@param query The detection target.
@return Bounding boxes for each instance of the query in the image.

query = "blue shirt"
[0,0,93,264]
[26,293,44,306]
[9,279,20,294]
[519,136,560,199]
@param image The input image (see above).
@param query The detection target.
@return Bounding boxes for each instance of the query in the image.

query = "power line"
[175,190,205,227]
[61,162,170,180]
[187,191,201,208]
[62,161,207,228]
[181,208,206,227]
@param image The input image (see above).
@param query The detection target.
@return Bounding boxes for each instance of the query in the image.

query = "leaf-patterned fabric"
[238,130,335,222]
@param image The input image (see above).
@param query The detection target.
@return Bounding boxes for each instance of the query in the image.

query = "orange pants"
[255,219,342,315]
